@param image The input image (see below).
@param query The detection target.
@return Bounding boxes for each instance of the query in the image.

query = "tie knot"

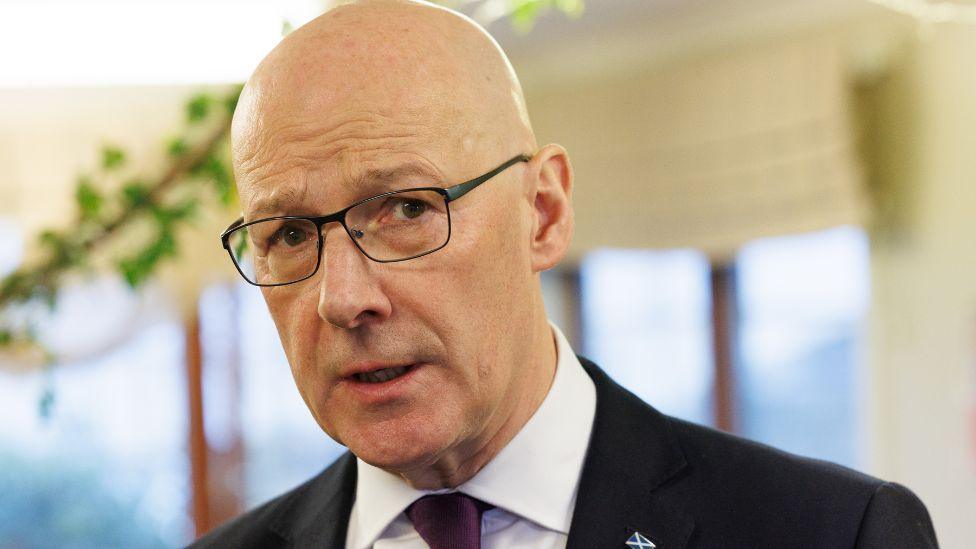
[405,493,494,549]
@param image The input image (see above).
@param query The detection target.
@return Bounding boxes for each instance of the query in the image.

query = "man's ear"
[526,144,574,272]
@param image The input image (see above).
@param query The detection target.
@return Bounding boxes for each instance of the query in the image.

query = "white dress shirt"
[344,322,597,549]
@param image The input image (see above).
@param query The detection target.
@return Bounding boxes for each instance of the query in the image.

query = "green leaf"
[193,154,234,205]
[121,181,152,210]
[151,201,196,227]
[554,0,584,17]
[505,0,583,30]
[75,177,103,220]
[509,0,545,32]
[101,146,126,170]
[156,229,177,258]
[117,258,141,288]
[167,137,188,157]
[38,230,61,249]
[169,200,198,221]
[233,230,248,258]
[117,253,156,288]
[186,94,212,123]
[0,271,28,302]
[115,223,181,289]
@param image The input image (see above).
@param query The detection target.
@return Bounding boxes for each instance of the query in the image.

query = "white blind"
[527,36,868,259]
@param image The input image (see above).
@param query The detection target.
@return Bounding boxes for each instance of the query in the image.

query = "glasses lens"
[346,190,449,261]
[227,218,319,285]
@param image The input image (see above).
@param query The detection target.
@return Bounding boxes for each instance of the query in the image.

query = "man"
[195,1,938,547]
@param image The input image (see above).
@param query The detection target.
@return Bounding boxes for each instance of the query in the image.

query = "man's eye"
[394,199,428,220]
[272,224,312,247]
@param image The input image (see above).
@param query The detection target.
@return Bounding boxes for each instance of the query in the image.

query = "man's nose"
[316,224,392,329]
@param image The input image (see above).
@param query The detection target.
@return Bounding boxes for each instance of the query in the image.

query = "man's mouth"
[352,364,414,384]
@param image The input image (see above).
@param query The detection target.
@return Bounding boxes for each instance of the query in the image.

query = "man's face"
[236,96,538,472]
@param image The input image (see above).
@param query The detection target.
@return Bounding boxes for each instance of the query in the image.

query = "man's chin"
[342,425,447,473]
[351,441,441,474]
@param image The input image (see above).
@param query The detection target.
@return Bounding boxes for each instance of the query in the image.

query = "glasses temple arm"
[444,154,531,202]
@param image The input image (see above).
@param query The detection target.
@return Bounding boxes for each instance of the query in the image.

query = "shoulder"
[663,415,938,546]
[669,415,879,497]
[188,485,297,549]
[577,356,937,546]
[187,452,357,549]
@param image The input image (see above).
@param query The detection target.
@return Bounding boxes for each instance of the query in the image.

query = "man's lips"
[341,361,419,384]
[337,362,426,402]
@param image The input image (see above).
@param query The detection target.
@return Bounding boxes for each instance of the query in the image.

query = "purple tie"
[405,493,494,549]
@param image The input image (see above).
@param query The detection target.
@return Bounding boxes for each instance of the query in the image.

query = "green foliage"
[233,230,249,258]
[120,180,152,210]
[186,94,212,123]
[193,154,233,205]
[508,0,584,31]
[156,200,199,224]
[116,202,199,289]
[0,87,239,354]
[116,227,177,289]
[100,146,126,170]
[38,230,84,272]
[0,271,30,305]
[75,177,103,220]
[167,137,188,157]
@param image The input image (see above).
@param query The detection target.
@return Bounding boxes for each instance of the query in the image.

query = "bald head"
[232,0,536,192]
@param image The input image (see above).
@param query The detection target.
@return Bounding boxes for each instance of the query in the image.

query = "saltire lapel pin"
[625,531,656,548]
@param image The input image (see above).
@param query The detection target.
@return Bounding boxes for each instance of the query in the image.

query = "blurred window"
[0,334,190,547]
[576,227,869,469]
[199,282,346,508]
[736,226,869,467]
[236,281,347,505]
[579,248,715,426]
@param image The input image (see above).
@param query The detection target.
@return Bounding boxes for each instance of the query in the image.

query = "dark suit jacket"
[191,357,939,548]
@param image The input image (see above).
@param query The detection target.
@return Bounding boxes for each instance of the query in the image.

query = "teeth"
[355,365,409,383]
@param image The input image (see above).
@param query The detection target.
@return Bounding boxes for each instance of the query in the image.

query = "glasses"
[220,154,531,287]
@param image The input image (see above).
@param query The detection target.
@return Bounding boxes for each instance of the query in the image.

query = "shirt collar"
[348,322,597,548]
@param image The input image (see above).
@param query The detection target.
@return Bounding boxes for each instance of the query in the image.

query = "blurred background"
[1,0,974,546]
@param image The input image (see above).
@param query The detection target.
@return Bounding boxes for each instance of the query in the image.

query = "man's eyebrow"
[248,186,308,219]
[354,162,443,189]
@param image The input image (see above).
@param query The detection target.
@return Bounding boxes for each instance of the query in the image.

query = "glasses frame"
[220,153,532,287]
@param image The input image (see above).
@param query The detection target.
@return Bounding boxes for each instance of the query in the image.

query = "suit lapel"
[567,358,695,549]
[269,451,358,548]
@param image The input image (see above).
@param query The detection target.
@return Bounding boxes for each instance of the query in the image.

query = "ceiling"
[455,0,892,85]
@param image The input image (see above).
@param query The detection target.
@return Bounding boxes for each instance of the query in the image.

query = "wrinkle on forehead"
[237,106,443,182]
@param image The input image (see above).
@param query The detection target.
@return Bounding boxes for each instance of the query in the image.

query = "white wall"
[865,21,976,548]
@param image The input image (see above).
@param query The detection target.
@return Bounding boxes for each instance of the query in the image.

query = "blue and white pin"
[625,531,656,548]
